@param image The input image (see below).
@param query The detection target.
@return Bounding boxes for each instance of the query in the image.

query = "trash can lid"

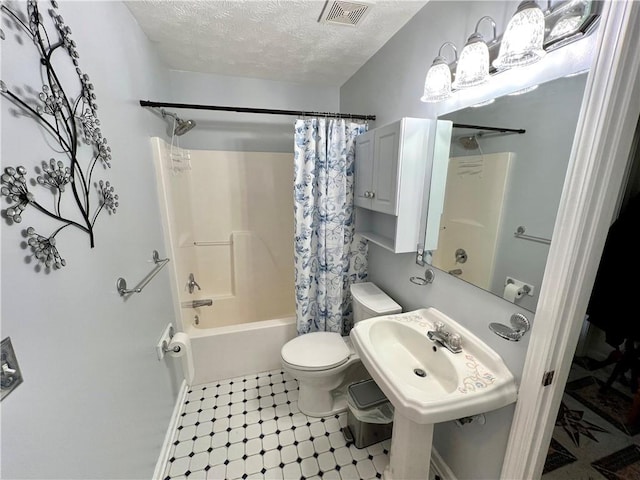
[348,379,388,410]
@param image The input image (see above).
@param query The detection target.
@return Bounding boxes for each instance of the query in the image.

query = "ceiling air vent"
[318,1,373,27]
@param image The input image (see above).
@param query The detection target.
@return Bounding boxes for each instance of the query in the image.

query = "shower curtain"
[293,118,368,335]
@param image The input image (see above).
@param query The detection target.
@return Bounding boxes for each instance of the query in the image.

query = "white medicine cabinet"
[354,117,452,254]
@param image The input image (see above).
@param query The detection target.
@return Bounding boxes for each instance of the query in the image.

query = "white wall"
[1,4,339,476]
[1,2,182,478]
[341,1,594,478]
[164,70,340,152]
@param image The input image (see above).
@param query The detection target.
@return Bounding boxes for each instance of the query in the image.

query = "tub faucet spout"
[182,299,213,309]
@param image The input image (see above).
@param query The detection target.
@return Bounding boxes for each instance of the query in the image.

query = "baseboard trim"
[152,380,188,480]
[432,448,457,480]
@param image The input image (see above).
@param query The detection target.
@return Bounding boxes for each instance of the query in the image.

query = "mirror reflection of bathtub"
[424,72,589,312]
[152,138,297,384]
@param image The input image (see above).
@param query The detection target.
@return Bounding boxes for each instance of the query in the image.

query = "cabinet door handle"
[370,191,375,198]
[364,191,370,198]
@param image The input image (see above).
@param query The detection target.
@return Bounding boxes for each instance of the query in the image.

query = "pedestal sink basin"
[350,308,518,479]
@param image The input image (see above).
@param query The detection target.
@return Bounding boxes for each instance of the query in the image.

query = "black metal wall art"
[0,0,117,271]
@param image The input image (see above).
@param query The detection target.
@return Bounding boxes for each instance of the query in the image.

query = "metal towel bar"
[116,250,170,296]
[514,226,551,245]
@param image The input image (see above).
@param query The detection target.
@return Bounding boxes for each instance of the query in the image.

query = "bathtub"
[186,314,297,385]
[177,289,296,385]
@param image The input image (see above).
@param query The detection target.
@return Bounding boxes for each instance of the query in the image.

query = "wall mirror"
[424,72,588,312]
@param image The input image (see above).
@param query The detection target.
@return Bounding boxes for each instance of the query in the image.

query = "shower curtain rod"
[139,100,376,121]
[453,123,526,134]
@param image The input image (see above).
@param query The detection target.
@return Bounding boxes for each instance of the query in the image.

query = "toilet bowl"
[281,282,401,417]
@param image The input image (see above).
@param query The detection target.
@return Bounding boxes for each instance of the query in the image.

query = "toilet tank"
[350,282,402,324]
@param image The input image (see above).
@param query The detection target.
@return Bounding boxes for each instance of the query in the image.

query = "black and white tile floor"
[162,369,391,480]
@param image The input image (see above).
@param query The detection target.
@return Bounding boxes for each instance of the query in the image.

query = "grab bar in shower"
[116,250,170,296]
[514,226,551,245]
[193,240,233,246]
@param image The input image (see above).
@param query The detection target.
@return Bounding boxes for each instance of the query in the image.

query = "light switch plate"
[1,337,24,401]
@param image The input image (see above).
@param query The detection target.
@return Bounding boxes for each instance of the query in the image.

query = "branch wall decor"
[0,0,118,271]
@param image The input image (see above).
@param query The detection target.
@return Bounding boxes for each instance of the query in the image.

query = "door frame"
[501,1,640,478]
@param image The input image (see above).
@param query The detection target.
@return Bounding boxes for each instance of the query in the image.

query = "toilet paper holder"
[489,313,530,341]
[163,340,181,354]
[156,324,181,359]
[505,278,531,296]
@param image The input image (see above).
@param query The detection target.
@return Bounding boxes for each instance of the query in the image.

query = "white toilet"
[281,282,401,417]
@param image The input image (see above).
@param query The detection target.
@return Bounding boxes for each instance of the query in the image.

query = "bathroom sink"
[350,308,518,425]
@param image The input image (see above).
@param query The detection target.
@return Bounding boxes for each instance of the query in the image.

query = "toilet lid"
[350,282,402,314]
[281,332,350,371]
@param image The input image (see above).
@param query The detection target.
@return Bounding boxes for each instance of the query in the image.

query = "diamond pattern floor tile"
[543,360,640,480]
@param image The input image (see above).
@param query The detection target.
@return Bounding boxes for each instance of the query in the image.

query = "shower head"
[160,109,196,136]
[457,134,481,150]
[174,118,196,136]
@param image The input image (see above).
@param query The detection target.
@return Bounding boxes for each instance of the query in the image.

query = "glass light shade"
[493,1,546,70]
[452,34,490,89]
[420,58,452,103]
[547,15,583,42]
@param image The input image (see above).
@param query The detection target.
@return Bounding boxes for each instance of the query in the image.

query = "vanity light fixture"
[548,15,584,41]
[493,1,546,70]
[545,0,596,50]
[452,16,496,90]
[420,1,599,104]
[420,42,457,103]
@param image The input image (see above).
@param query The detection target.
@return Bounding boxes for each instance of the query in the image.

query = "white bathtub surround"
[189,317,297,385]
[293,119,369,335]
[160,368,450,480]
[152,138,296,332]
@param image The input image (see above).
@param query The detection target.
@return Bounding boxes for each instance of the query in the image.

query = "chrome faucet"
[181,299,213,309]
[427,321,462,353]
[186,273,201,294]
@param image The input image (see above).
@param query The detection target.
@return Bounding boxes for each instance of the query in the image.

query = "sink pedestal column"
[383,412,433,480]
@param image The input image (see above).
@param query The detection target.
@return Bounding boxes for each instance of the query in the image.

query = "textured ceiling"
[125,0,428,86]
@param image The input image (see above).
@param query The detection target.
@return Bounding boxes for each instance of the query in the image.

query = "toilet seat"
[281,332,350,371]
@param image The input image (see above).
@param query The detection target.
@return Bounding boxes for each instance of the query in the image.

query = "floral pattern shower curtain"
[293,118,368,335]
